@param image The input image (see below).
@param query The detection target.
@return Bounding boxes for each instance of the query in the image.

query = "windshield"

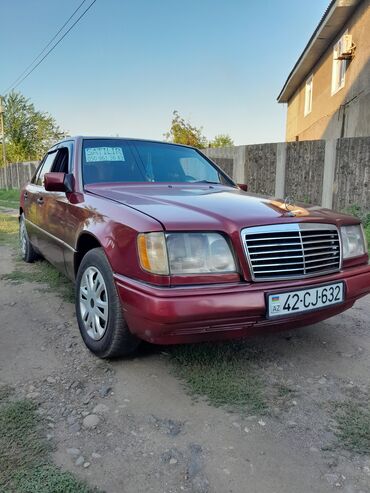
[82,139,233,186]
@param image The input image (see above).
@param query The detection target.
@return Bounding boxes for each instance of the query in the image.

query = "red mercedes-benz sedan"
[19,136,370,358]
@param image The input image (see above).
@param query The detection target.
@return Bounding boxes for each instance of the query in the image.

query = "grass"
[12,465,97,493]
[0,398,98,492]
[0,400,46,482]
[2,260,74,303]
[345,204,370,227]
[0,385,13,402]
[0,188,20,209]
[275,383,296,399]
[0,212,18,246]
[169,341,267,413]
[334,400,370,454]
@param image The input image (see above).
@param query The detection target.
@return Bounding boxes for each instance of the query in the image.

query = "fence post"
[16,162,20,188]
[275,142,287,198]
[233,146,246,184]
[321,139,337,209]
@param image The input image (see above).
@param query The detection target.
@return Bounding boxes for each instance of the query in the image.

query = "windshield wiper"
[190,180,222,185]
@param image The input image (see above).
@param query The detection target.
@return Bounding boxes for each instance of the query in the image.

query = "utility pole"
[0,96,8,190]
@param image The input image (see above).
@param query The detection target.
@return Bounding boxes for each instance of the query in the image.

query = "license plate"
[267,282,344,318]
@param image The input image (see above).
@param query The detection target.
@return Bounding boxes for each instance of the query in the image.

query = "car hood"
[85,183,355,232]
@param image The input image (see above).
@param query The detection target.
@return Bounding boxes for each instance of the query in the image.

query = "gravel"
[82,414,100,429]
[75,456,85,467]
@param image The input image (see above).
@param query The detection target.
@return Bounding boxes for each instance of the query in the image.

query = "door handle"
[37,197,44,205]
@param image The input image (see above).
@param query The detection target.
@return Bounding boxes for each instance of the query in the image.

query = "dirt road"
[1,243,370,493]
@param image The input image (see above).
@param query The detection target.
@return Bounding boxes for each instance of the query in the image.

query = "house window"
[332,34,347,94]
[304,74,313,116]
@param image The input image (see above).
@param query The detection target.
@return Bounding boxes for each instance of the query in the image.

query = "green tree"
[0,91,64,163]
[209,134,234,148]
[164,111,234,149]
[164,110,208,148]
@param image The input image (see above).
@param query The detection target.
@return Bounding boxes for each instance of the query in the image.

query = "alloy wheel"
[79,266,109,340]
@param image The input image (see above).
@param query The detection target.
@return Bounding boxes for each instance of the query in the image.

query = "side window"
[31,156,46,184]
[52,148,69,174]
[35,152,57,186]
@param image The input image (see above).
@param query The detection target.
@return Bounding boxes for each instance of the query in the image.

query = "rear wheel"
[75,247,140,358]
[19,213,39,263]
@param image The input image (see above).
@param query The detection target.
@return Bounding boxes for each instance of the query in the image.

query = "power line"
[4,0,97,94]
[3,0,89,94]
[3,0,97,95]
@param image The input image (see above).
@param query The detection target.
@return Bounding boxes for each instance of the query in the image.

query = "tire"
[75,247,140,358]
[19,213,39,263]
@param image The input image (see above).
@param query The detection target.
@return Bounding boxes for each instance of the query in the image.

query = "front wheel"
[75,247,140,358]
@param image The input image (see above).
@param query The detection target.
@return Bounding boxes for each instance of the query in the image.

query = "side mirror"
[238,183,248,192]
[44,172,74,193]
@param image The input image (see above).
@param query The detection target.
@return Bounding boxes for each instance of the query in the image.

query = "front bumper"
[114,264,370,345]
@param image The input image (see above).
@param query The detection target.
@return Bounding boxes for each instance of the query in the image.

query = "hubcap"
[79,266,108,340]
[19,220,27,256]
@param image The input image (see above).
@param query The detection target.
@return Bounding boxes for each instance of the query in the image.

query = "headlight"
[137,232,236,275]
[340,224,366,259]
[166,232,236,274]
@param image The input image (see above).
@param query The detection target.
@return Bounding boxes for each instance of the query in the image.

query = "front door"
[23,152,57,249]
[36,146,73,275]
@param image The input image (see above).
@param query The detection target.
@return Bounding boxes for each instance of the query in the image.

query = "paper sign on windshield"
[85,147,125,162]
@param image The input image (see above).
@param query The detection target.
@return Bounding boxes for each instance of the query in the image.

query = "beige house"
[278,0,370,141]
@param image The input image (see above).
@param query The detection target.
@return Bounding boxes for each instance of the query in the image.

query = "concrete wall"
[286,0,370,141]
[285,140,325,204]
[200,146,236,178]
[333,136,370,211]
[203,136,369,211]
[245,144,277,196]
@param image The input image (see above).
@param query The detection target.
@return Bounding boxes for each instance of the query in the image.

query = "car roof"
[53,136,198,150]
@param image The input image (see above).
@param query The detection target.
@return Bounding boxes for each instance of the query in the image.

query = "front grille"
[242,223,341,281]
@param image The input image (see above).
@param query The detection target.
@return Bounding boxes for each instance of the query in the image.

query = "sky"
[0,0,329,145]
